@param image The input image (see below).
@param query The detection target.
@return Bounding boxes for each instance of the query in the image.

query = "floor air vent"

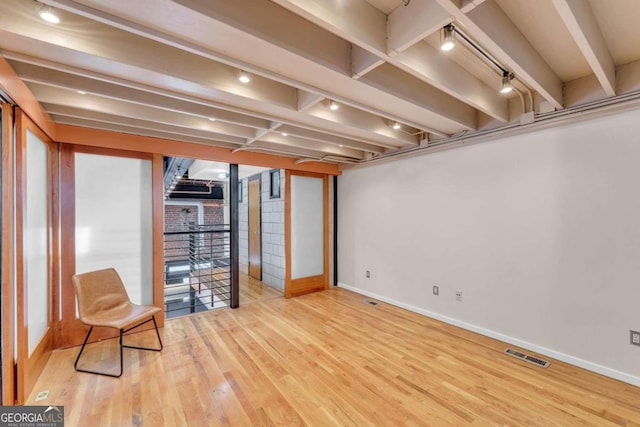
[504,348,551,368]
[361,299,378,306]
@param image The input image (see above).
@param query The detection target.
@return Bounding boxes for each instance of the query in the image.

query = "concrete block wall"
[238,170,285,289]
[260,170,285,289]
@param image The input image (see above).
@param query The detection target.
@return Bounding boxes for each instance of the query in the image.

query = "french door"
[14,110,58,404]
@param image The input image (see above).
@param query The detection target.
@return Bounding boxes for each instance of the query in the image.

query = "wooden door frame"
[248,175,262,280]
[284,171,329,298]
[1,103,15,405]
[14,109,59,404]
[59,144,164,348]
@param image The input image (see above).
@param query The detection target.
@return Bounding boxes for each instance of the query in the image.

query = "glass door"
[285,171,329,297]
[59,145,160,347]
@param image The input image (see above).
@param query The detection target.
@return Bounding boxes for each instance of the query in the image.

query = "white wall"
[338,107,640,385]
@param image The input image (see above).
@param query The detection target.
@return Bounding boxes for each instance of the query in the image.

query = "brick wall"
[165,205,198,232]
[203,203,225,225]
[165,202,225,261]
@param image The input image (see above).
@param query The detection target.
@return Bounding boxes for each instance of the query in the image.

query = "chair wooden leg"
[74,326,123,378]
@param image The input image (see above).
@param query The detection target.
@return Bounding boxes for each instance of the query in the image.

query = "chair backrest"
[72,268,130,319]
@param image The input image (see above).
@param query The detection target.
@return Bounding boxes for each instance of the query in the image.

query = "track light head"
[39,4,60,24]
[329,100,339,111]
[440,24,456,51]
[500,71,514,94]
[238,71,251,83]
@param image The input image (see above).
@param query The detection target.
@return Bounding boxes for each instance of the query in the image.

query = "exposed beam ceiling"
[552,0,616,96]
[0,0,638,167]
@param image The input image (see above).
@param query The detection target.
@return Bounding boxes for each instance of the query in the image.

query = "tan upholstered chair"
[72,268,163,377]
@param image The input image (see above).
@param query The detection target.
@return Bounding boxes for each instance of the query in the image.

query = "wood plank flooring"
[239,272,282,305]
[27,288,640,426]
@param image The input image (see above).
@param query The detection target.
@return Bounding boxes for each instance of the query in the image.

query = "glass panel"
[26,130,48,355]
[291,175,323,279]
[75,153,153,305]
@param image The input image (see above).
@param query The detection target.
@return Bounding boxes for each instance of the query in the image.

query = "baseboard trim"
[337,282,640,387]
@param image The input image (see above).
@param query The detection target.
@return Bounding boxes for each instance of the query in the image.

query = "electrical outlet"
[631,330,640,346]
[433,285,439,296]
[366,270,370,279]
[455,291,462,302]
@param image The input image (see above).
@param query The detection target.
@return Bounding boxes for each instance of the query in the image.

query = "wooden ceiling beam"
[552,0,616,97]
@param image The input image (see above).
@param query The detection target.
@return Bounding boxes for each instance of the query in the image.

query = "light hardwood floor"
[239,272,282,305]
[27,288,640,426]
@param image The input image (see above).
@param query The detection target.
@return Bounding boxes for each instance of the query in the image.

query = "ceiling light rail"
[440,23,516,96]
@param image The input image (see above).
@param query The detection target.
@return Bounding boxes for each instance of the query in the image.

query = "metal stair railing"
[163,224,231,318]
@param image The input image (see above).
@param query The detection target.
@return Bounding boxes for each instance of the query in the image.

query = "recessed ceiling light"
[77,90,87,95]
[329,100,339,111]
[239,71,251,84]
[392,121,401,130]
[281,132,288,136]
[208,117,216,122]
[39,4,60,24]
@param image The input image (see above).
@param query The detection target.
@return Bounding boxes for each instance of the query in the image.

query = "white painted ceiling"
[1,0,639,167]
[365,0,405,15]
[189,160,270,181]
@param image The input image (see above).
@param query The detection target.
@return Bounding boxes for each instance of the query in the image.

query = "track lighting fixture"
[329,100,339,111]
[500,71,514,94]
[438,24,518,95]
[440,24,455,51]
[238,71,251,83]
[39,4,60,24]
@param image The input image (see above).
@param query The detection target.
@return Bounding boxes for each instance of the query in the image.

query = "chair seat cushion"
[81,301,161,330]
